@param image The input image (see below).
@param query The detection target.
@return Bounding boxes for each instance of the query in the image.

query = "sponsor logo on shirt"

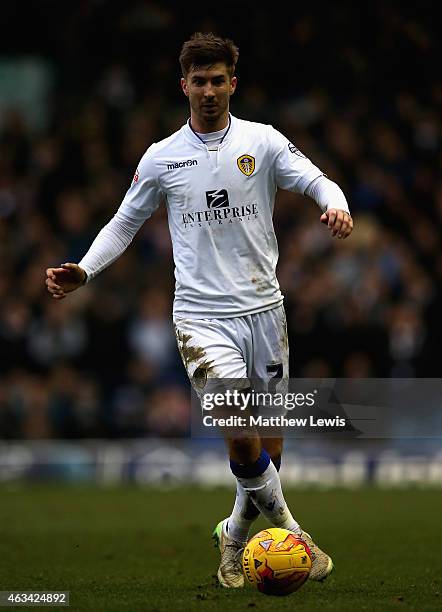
[206,189,229,208]
[237,154,255,176]
[182,188,259,228]
[133,168,139,183]
[167,159,198,171]
[288,143,306,158]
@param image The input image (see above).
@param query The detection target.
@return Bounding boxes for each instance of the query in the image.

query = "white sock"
[236,461,300,533]
[226,481,259,544]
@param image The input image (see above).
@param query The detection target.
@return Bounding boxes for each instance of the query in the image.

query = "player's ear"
[181,77,189,97]
[230,76,237,96]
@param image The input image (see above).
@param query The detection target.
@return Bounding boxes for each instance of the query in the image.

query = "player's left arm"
[305,175,353,239]
[268,126,353,239]
[320,207,353,239]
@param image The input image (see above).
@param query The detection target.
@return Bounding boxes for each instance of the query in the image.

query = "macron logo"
[167,159,198,171]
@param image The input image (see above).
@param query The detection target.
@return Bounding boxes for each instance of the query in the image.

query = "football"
[242,528,312,596]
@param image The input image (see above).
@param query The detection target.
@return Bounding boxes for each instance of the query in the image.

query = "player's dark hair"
[179,32,239,78]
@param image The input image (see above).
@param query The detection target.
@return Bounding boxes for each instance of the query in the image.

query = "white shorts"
[174,305,289,396]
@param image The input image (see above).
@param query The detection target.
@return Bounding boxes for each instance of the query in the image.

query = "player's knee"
[262,437,283,459]
[228,436,261,465]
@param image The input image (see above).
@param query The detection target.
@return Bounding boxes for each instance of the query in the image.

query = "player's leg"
[246,306,334,581]
[174,317,250,588]
[213,406,264,588]
[228,433,301,534]
[226,308,299,531]
[261,436,283,470]
[214,428,296,589]
[214,310,294,579]
[220,307,291,553]
[225,434,282,540]
[224,436,283,545]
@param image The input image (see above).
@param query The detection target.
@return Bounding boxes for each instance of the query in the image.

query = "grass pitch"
[0,485,440,611]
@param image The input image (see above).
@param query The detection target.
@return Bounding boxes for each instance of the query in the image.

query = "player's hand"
[320,209,353,239]
[45,263,87,300]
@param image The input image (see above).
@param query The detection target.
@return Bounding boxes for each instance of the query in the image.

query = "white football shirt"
[79,114,349,319]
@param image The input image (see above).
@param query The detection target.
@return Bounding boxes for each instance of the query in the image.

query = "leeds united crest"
[237,154,255,176]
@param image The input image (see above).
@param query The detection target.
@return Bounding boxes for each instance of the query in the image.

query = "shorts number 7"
[266,363,283,393]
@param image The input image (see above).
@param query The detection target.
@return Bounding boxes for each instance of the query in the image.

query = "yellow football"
[242,528,312,596]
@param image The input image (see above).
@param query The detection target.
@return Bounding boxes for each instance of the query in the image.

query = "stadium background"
[1,3,441,610]
[1,1,440,444]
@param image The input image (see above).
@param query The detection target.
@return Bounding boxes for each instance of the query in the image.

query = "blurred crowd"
[0,2,440,438]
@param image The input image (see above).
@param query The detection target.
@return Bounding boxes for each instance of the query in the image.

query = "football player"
[46,32,353,587]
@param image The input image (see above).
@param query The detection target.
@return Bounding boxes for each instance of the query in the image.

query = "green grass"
[0,486,440,611]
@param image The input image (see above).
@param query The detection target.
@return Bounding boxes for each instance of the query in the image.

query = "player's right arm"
[46,262,87,300]
[45,147,162,299]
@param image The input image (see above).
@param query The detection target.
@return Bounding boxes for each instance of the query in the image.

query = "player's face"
[181,63,237,131]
